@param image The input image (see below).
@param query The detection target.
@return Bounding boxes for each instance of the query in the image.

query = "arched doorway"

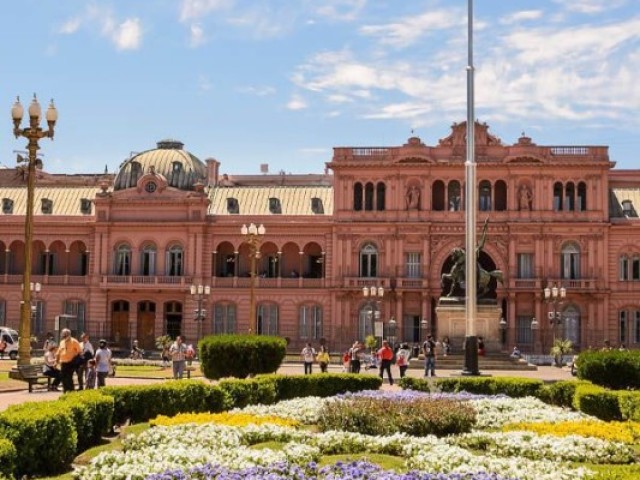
[563,305,581,348]
[165,301,183,339]
[137,301,156,350]
[111,300,130,347]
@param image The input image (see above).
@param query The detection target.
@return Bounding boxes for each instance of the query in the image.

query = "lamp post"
[12,95,58,366]
[387,316,397,349]
[362,285,384,342]
[241,223,265,334]
[544,283,566,343]
[530,316,539,355]
[190,284,210,345]
[499,317,507,348]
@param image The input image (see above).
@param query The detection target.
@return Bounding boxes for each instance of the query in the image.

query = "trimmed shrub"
[103,381,232,424]
[217,377,278,409]
[318,396,476,437]
[576,350,640,390]
[261,373,383,400]
[536,380,591,408]
[617,390,640,421]
[59,390,115,450]
[400,376,543,398]
[0,401,76,476]
[0,438,16,479]
[199,334,286,379]
[573,384,622,421]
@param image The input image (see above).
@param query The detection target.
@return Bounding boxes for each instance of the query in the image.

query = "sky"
[1,0,639,176]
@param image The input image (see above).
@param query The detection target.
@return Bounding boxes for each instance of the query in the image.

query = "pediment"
[504,155,544,164]
[397,156,434,164]
[439,121,502,147]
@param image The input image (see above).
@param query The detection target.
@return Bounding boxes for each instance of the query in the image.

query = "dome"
[114,139,207,191]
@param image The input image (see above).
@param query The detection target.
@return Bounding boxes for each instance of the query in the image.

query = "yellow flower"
[150,412,299,428]
[503,420,640,443]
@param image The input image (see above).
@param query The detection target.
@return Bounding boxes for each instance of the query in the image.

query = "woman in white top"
[43,345,62,391]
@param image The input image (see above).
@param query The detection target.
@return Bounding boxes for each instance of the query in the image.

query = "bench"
[8,365,52,393]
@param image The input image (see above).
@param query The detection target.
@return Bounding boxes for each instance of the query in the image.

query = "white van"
[0,327,19,360]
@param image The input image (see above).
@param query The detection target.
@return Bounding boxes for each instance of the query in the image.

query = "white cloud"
[198,75,213,92]
[179,0,234,22]
[59,17,82,34]
[286,94,308,110]
[500,10,543,25]
[237,86,277,96]
[189,23,206,47]
[359,8,466,48]
[109,18,142,50]
[313,0,367,22]
[555,0,627,14]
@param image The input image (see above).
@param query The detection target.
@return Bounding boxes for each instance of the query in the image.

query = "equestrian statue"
[441,218,504,298]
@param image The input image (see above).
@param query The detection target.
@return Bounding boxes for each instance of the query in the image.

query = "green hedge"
[573,384,623,421]
[536,380,591,408]
[218,377,278,409]
[260,373,383,400]
[400,376,543,398]
[576,350,640,389]
[59,390,115,451]
[0,438,16,479]
[103,381,232,424]
[199,334,287,379]
[0,401,77,476]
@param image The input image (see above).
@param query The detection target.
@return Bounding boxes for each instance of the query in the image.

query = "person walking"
[423,334,437,378]
[85,359,97,389]
[316,346,330,373]
[301,343,316,374]
[377,340,394,385]
[95,339,112,387]
[349,341,363,373]
[76,333,95,390]
[56,328,82,392]
[169,336,187,379]
[395,343,411,378]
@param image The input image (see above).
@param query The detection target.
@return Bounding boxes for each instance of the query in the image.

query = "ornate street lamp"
[362,285,384,340]
[544,283,567,342]
[190,284,210,345]
[241,223,265,334]
[499,317,507,347]
[12,95,57,365]
[530,316,539,354]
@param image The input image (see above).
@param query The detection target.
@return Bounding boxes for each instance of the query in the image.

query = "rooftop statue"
[441,218,504,298]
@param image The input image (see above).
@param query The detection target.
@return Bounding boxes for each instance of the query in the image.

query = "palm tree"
[550,338,573,367]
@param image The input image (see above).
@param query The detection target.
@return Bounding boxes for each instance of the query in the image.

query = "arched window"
[479,180,492,211]
[257,303,278,335]
[376,182,386,211]
[560,243,580,279]
[448,180,461,211]
[494,180,507,211]
[359,243,378,278]
[577,182,587,211]
[565,182,575,211]
[64,299,86,335]
[213,302,237,334]
[115,244,131,276]
[432,180,445,211]
[166,245,183,276]
[353,183,363,211]
[563,305,581,347]
[364,182,374,211]
[359,305,376,341]
[553,182,563,211]
[299,304,322,339]
[620,255,629,281]
[141,244,156,276]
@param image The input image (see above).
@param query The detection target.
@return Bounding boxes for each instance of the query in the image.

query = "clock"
[145,181,157,193]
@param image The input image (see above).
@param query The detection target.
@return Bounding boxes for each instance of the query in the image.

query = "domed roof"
[114,139,207,191]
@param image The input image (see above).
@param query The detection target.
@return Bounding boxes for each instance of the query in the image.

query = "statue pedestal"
[436,301,502,352]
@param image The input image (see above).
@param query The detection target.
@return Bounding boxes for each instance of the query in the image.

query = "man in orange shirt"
[56,328,82,392]
[377,340,394,385]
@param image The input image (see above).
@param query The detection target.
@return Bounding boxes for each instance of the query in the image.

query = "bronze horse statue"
[441,246,503,298]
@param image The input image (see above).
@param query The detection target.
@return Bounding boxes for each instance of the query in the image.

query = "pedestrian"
[478,336,486,356]
[130,340,144,359]
[377,340,394,385]
[442,336,451,357]
[510,345,521,359]
[169,336,187,379]
[395,342,411,378]
[85,359,97,389]
[342,350,350,372]
[42,344,62,391]
[0,337,6,360]
[301,342,316,374]
[423,334,437,377]
[349,341,363,373]
[316,345,330,373]
[162,345,170,368]
[76,332,95,390]
[185,343,195,366]
[95,339,112,387]
[56,328,82,392]
[43,332,54,351]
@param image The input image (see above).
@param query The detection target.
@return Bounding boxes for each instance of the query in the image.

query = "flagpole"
[463,0,479,375]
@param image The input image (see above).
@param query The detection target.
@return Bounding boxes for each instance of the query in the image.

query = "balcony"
[101,275,194,288]
[509,278,599,291]
[0,274,89,286]
[211,276,326,289]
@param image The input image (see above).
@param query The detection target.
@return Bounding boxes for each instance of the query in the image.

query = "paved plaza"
[0,362,573,412]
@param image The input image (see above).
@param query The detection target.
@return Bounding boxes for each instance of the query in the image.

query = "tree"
[550,338,573,367]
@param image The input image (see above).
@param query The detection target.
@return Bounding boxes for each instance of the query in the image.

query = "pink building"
[1,122,638,354]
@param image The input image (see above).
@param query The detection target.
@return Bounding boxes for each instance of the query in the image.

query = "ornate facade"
[1,122,639,354]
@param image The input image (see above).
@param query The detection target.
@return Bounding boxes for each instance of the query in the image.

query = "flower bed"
[74,390,638,480]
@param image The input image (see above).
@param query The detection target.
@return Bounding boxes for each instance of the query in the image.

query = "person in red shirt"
[377,340,394,385]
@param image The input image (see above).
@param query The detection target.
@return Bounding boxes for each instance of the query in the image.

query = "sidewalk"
[0,363,573,412]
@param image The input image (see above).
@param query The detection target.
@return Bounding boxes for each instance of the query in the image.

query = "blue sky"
[1,0,639,175]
